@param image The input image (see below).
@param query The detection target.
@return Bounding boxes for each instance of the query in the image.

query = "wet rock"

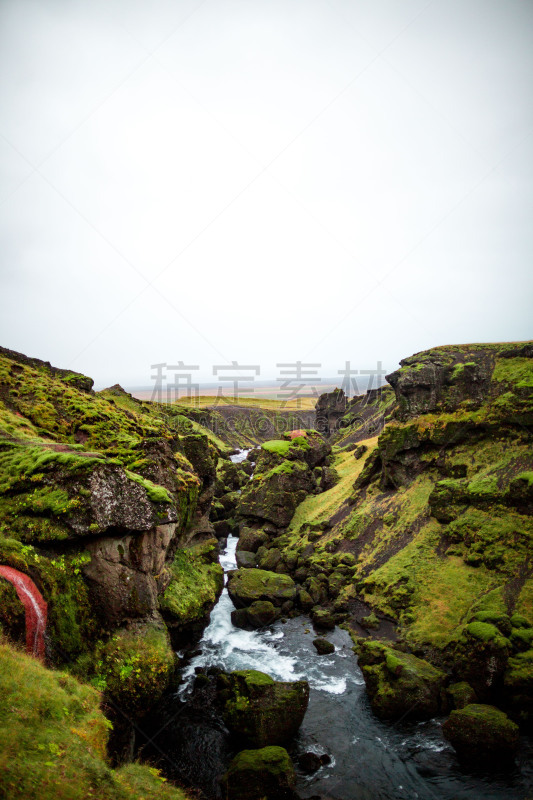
[305,576,328,606]
[220,669,309,747]
[228,569,297,609]
[442,704,519,764]
[298,751,322,773]
[358,640,448,720]
[447,681,477,709]
[259,547,282,571]
[232,601,279,631]
[312,637,335,655]
[237,528,269,553]
[236,550,258,569]
[311,607,335,631]
[221,746,297,800]
[298,589,314,612]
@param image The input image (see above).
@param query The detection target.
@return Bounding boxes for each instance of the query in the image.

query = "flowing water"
[178,534,532,800]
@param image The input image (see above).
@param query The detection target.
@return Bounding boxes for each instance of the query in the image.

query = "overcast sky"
[1,0,532,390]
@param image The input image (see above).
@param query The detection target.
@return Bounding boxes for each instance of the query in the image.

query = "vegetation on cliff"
[0,346,229,787]
[244,342,533,731]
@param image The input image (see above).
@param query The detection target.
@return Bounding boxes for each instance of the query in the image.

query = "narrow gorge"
[0,341,532,800]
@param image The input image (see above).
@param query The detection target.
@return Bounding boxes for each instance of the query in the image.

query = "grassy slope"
[0,640,191,800]
[176,394,317,411]
[280,347,533,661]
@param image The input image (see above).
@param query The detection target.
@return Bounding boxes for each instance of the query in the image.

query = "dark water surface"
[170,534,532,800]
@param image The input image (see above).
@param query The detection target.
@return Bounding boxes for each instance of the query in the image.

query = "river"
[175,534,532,800]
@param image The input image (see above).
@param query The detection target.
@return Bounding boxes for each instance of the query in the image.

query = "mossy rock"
[88,624,176,716]
[237,528,269,553]
[236,550,258,569]
[357,641,448,720]
[312,637,335,655]
[297,589,314,612]
[311,606,335,631]
[442,704,519,763]
[258,547,282,571]
[221,746,296,800]
[447,681,477,709]
[359,611,380,630]
[159,546,224,633]
[227,569,296,609]
[504,649,533,727]
[232,601,279,631]
[453,622,511,700]
[220,670,309,748]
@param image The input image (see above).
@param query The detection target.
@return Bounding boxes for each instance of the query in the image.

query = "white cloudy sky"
[0,0,532,389]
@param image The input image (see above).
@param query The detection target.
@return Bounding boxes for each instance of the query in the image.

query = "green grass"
[160,544,223,623]
[175,394,317,411]
[288,437,379,536]
[0,640,192,800]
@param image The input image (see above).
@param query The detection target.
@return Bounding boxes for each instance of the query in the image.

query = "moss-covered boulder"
[237,528,269,553]
[219,670,309,747]
[504,649,533,727]
[237,460,315,528]
[221,746,296,800]
[237,432,331,528]
[311,606,336,631]
[452,621,511,700]
[236,550,258,569]
[88,623,176,716]
[231,600,279,630]
[313,637,335,655]
[447,681,477,709]
[159,544,224,648]
[442,704,519,763]
[227,568,296,609]
[357,640,448,720]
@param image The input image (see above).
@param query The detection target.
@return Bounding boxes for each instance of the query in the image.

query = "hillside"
[0,340,532,798]
[232,341,533,728]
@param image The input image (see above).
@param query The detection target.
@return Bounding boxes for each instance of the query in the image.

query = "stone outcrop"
[227,569,296,611]
[218,669,309,747]
[236,431,331,529]
[0,345,228,751]
[221,746,297,800]
[442,704,519,763]
[356,640,449,720]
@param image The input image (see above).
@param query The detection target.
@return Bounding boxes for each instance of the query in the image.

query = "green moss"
[88,625,175,714]
[124,470,172,503]
[465,621,510,648]
[225,745,293,775]
[0,641,192,800]
[492,356,533,387]
[511,613,531,629]
[261,439,292,456]
[232,669,275,687]
[159,545,223,624]
[505,649,533,688]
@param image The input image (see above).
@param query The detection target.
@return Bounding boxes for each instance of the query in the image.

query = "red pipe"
[0,565,47,659]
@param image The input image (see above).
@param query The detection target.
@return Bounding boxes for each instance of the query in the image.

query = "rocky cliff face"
[0,349,224,739]
[250,342,533,730]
